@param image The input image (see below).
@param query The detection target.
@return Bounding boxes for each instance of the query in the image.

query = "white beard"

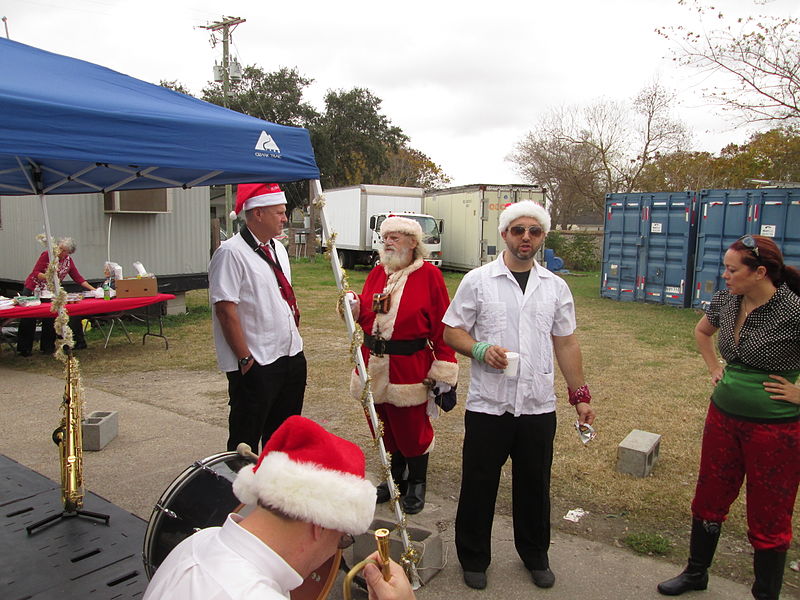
[379,247,413,271]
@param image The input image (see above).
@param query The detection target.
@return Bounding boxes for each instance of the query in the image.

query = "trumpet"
[343,528,392,600]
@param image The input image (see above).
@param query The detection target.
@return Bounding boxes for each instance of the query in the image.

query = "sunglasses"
[338,533,355,550]
[508,225,544,237]
[738,235,760,260]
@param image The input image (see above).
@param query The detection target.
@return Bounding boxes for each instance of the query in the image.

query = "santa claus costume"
[350,216,458,514]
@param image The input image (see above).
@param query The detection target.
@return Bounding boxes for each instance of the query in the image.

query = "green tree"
[636,127,800,191]
[377,146,451,189]
[159,80,193,96]
[311,88,408,188]
[658,1,800,125]
[202,65,319,127]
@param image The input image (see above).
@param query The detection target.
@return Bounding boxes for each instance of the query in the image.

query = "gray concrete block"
[352,517,443,585]
[616,429,661,477]
[82,410,118,451]
[165,292,186,315]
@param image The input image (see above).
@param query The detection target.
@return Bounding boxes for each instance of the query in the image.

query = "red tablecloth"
[0,294,175,319]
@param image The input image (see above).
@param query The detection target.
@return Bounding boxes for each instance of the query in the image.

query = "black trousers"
[225,352,307,454]
[16,288,86,354]
[455,409,556,573]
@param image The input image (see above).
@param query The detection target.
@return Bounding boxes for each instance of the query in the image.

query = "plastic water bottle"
[103,280,110,301]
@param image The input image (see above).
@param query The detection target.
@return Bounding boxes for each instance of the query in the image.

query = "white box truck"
[322,184,443,268]
[422,184,546,271]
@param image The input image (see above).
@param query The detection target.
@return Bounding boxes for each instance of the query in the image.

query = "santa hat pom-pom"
[229,210,237,221]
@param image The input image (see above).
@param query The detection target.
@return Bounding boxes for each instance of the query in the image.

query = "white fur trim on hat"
[233,451,376,535]
[380,216,423,240]
[497,200,551,235]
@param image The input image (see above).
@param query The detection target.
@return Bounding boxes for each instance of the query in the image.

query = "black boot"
[657,519,721,596]
[751,549,786,600]
[376,451,407,504]
[402,454,428,515]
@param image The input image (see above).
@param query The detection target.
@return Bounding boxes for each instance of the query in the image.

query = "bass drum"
[143,451,341,600]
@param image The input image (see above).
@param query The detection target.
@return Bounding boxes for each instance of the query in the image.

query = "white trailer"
[423,184,546,271]
[322,184,442,268]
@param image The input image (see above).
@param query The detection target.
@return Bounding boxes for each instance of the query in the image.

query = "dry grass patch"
[3,260,797,591]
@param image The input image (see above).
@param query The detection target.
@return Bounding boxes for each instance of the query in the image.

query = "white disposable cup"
[504,352,520,376]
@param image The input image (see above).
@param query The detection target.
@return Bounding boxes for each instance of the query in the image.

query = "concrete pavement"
[0,365,760,599]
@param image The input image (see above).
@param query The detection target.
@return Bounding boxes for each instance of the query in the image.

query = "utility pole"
[201,16,245,236]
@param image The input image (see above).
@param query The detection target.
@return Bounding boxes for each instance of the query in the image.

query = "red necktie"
[259,243,300,326]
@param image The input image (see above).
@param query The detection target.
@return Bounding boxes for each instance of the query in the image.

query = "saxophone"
[52,354,84,512]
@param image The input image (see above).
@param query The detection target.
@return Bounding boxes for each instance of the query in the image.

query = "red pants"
[373,403,433,457]
[691,403,800,551]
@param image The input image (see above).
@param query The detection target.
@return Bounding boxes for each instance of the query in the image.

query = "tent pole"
[39,193,60,296]
[311,179,421,589]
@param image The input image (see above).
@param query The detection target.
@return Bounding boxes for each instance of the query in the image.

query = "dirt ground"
[79,365,800,596]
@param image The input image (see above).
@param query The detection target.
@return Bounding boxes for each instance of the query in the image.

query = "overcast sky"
[3,0,796,186]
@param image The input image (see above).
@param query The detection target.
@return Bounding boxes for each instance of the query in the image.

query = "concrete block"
[82,410,118,451]
[616,429,661,477]
[352,518,443,585]
[165,292,186,315]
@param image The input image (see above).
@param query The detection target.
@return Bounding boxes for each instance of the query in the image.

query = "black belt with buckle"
[364,333,427,356]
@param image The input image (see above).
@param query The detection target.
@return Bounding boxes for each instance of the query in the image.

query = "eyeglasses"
[738,235,760,260]
[508,225,544,237]
[338,533,355,550]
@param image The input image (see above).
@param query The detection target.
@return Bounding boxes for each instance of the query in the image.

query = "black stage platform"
[1,454,148,599]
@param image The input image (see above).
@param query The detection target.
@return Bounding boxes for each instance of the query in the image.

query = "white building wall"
[0,188,210,284]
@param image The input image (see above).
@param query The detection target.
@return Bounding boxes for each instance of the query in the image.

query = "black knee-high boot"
[751,549,786,600]
[402,454,428,515]
[376,451,407,504]
[657,519,721,596]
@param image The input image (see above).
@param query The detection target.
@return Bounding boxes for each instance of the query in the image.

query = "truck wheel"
[337,249,352,270]
[370,254,381,268]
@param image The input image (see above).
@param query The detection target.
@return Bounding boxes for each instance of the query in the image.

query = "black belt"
[364,333,427,357]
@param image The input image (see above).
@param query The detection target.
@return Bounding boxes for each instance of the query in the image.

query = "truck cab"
[370,212,442,267]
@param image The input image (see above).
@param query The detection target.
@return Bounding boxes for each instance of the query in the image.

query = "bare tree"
[657,0,800,125]
[509,81,688,226]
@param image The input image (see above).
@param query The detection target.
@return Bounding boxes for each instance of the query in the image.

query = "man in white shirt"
[442,201,596,592]
[143,415,416,600]
[209,183,306,453]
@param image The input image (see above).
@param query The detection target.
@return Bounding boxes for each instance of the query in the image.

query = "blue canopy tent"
[0,38,320,196]
[0,37,320,292]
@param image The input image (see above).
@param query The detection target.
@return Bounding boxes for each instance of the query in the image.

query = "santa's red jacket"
[351,259,458,406]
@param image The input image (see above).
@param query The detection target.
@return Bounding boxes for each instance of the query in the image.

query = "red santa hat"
[229,183,287,220]
[498,200,551,235]
[232,416,376,535]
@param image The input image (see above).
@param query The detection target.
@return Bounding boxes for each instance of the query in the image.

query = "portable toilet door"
[601,194,643,302]
[693,189,754,309]
[638,191,697,307]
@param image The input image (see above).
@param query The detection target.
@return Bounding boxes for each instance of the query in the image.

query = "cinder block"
[352,518,443,585]
[82,410,118,451]
[165,292,186,315]
[616,429,661,477]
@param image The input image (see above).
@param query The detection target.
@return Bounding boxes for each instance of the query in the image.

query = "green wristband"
[471,341,491,363]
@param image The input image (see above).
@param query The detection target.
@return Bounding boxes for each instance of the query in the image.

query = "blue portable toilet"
[693,188,800,308]
[602,191,697,307]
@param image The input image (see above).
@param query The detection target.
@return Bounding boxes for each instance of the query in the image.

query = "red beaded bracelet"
[568,385,591,406]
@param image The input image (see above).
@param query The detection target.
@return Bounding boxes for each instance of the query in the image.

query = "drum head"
[143,451,254,579]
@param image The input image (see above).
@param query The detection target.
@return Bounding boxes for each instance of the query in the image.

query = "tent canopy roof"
[0,38,320,195]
